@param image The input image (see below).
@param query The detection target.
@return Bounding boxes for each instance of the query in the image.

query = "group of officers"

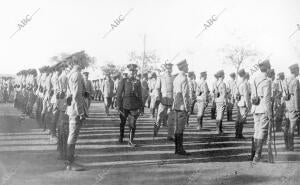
[11,57,300,171]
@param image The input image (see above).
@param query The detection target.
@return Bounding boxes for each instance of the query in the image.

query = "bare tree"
[99,61,126,76]
[128,50,161,73]
[221,45,259,74]
[65,50,96,69]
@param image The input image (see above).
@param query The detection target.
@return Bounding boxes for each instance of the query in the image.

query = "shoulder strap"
[254,78,267,97]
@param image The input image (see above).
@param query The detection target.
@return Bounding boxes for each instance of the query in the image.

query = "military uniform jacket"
[172,71,190,112]
[66,69,86,118]
[102,78,114,98]
[196,79,209,102]
[189,79,197,101]
[227,79,237,99]
[50,72,60,104]
[83,79,93,95]
[45,74,53,98]
[114,79,120,94]
[148,78,157,96]
[284,76,300,112]
[250,72,272,115]
[59,72,68,93]
[116,77,143,110]
[141,79,149,98]
[237,80,250,108]
[214,80,227,104]
[155,72,174,106]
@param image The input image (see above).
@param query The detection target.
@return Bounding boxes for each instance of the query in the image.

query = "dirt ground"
[0,102,299,185]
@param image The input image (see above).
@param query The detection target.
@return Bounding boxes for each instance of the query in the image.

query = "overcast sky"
[1,0,300,81]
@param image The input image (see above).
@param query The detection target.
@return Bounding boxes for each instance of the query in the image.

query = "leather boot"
[235,121,239,138]
[219,120,223,134]
[250,137,256,161]
[288,133,294,151]
[236,121,245,139]
[216,120,220,134]
[119,124,125,143]
[65,144,84,171]
[41,113,46,131]
[196,117,203,130]
[252,139,263,163]
[153,124,159,137]
[174,133,179,154]
[176,133,190,156]
[128,128,136,147]
[284,130,289,150]
[211,107,216,119]
[238,121,245,139]
[199,116,203,129]
[227,110,230,121]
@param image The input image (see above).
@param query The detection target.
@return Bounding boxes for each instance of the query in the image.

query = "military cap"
[176,59,188,70]
[188,71,195,78]
[83,71,89,76]
[245,72,250,79]
[288,63,299,72]
[229,72,236,78]
[150,72,157,78]
[258,59,271,70]
[164,61,173,69]
[127,64,138,71]
[267,68,275,78]
[215,70,225,78]
[277,72,284,78]
[200,71,207,77]
[142,73,148,78]
[238,69,246,77]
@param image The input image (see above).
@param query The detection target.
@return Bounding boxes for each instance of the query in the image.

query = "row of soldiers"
[14,63,94,171]
[0,77,14,103]
[119,59,300,163]
[12,58,300,170]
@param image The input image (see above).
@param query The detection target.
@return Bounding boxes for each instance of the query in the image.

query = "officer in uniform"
[211,74,218,119]
[188,72,197,115]
[112,73,121,109]
[235,69,250,139]
[214,70,227,134]
[41,67,53,132]
[94,79,100,101]
[82,71,93,110]
[196,71,209,130]
[57,63,69,160]
[116,64,143,147]
[153,62,175,141]
[283,64,300,151]
[50,66,61,143]
[35,67,45,126]
[250,60,272,163]
[102,72,114,115]
[141,73,149,108]
[65,65,86,171]
[173,59,190,155]
[275,72,285,131]
[227,72,237,121]
[148,72,158,118]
